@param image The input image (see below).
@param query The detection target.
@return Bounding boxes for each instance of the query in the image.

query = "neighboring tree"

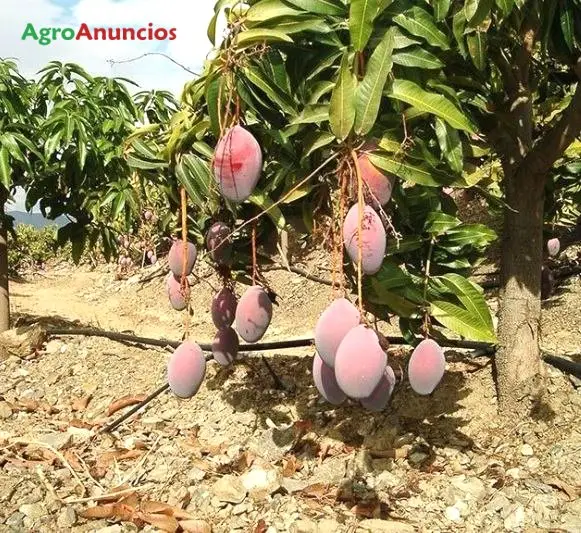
[0,60,178,331]
[0,59,44,331]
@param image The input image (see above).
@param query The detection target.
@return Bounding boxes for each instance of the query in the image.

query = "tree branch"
[519,58,581,177]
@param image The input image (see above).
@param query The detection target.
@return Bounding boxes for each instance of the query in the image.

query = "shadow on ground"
[206,346,477,467]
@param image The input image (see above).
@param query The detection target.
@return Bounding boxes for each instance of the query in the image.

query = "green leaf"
[207,10,218,45]
[431,300,496,342]
[424,212,461,235]
[354,27,395,135]
[246,0,301,21]
[466,0,493,27]
[176,155,214,208]
[284,0,345,16]
[388,80,475,133]
[301,131,336,160]
[441,224,497,248]
[452,9,468,57]
[0,134,24,163]
[369,153,449,186]
[206,75,226,137]
[349,0,377,51]
[392,46,444,69]
[433,0,452,20]
[386,235,426,255]
[243,66,297,116]
[466,31,487,71]
[559,0,575,52]
[438,273,494,333]
[393,6,449,50]
[390,27,421,49]
[464,0,478,21]
[247,192,286,231]
[288,104,329,125]
[126,153,167,170]
[495,0,515,17]
[329,53,356,141]
[235,29,294,48]
[434,117,463,173]
[0,146,11,188]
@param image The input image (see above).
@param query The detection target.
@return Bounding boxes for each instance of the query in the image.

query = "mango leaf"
[350,0,377,51]
[354,28,395,135]
[452,9,468,57]
[424,212,461,235]
[467,31,487,71]
[433,0,452,20]
[392,6,449,50]
[243,67,297,116]
[370,152,450,186]
[301,131,336,160]
[392,46,444,69]
[176,155,214,209]
[388,79,475,133]
[466,0,493,27]
[559,0,575,52]
[246,0,302,22]
[495,0,515,16]
[386,27,420,49]
[207,10,219,45]
[431,298,496,342]
[367,289,419,317]
[126,153,167,170]
[386,235,426,255]
[289,104,329,125]
[235,29,294,48]
[329,53,356,141]
[284,0,345,16]
[441,224,497,249]
[206,75,225,136]
[247,192,286,231]
[0,146,11,188]
[434,117,463,173]
[437,273,494,331]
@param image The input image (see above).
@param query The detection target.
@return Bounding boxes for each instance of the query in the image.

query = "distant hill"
[7,211,69,229]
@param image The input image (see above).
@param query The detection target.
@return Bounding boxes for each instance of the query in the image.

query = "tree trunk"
[0,194,9,332]
[495,166,545,416]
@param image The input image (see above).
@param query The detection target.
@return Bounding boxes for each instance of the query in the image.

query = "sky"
[1,0,225,212]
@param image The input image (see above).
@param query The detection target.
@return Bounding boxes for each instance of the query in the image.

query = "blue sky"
[2,0,226,212]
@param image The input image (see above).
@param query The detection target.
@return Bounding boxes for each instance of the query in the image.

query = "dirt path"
[1,264,580,533]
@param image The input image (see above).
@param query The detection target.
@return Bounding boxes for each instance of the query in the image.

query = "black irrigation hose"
[47,327,493,352]
[46,327,581,434]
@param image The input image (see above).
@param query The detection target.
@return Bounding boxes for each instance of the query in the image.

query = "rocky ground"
[0,256,580,533]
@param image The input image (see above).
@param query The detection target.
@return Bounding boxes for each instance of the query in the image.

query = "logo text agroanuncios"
[22,23,177,46]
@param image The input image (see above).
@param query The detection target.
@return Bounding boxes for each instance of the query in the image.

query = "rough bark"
[495,165,546,416]
[0,191,9,332]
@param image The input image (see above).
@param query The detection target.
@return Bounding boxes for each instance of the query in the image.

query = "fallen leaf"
[351,501,381,518]
[80,502,135,522]
[71,395,92,412]
[106,394,147,416]
[62,450,84,472]
[318,443,331,464]
[69,418,94,429]
[253,519,268,533]
[140,500,196,520]
[546,478,581,500]
[232,450,254,472]
[282,455,302,477]
[97,449,143,468]
[300,483,334,500]
[17,399,39,412]
[179,519,212,533]
[137,511,179,532]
